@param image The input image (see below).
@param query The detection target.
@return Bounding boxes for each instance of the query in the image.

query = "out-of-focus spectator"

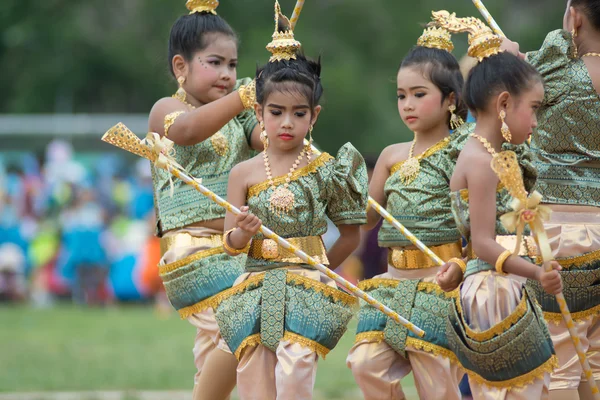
[0,243,27,302]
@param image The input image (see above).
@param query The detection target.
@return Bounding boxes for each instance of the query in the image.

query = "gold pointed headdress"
[417,26,454,53]
[430,10,503,61]
[186,0,218,15]
[266,1,302,62]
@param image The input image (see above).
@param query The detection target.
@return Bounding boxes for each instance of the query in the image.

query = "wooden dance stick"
[289,0,305,30]
[305,140,445,266]
[103,123,426,338]
[492,152,600,399]
[470,0,506,37]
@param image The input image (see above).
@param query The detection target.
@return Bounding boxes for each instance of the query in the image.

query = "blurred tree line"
[0,0,566,155]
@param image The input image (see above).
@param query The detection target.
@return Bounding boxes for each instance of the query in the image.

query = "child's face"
[257,85,320,152]
[396,66,451,133]
[186,33,238,105]
[504,81,544,144]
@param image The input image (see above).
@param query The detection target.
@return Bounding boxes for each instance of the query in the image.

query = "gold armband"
[238,80,256,110]
[164,111,185,138]
[448,257,467,275]
[223,228,250,255]
[495,250,512,274]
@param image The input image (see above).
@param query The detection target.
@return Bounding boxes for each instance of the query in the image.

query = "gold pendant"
[269,186,295,215]
[398,157,420,185]
[210,131,228,157]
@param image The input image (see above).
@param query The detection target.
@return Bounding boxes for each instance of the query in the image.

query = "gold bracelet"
[448,257,467,275]
[164,111,185,138]
[238,80,256,110]
[495,250,512,274]
[222,228,250,255]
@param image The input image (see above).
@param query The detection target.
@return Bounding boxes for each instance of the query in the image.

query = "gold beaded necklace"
[263,147,306,215]
[470,133,497,157]
[582,53,600,58]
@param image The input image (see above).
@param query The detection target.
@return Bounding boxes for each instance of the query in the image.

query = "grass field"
[0,305,418,399]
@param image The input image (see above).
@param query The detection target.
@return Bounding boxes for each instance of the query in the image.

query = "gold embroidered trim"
[286,273,357,305]
[544,303,600,324]
[355,331,385,344]
[455,289,529,342]
[357,279,457,299]
[555,248,600,269]
[357,278,399,291]
[405,337,460,365]
[247,152,333,198]
[283,331,330,359]
[208,270,357,310]
[234,333,262,360]
[417,282,459,299]
[210,273,267,309]
[178,296,217,319]
[159,246,224,275]
[390,137,451,175]
[233,332,330,360]
[464,355,558,389]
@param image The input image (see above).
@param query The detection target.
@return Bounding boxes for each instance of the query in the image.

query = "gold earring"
[448,104,464,130]
[571,28,579,58]
[174,76,187,103]
[260,121,269,150]
[305,126,314,162]
[499,110,512,143]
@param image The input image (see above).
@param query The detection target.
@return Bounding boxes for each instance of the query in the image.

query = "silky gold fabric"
[346,265,463,400]
[388,241,461,270]
[159,226,224,264]
[468,375,550,400]
[543,208,600,390]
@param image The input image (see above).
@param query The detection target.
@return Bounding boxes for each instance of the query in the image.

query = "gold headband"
[430,10,503,61]
[186,0,218,15]
[417,26,454,52]
[266,1,302,62]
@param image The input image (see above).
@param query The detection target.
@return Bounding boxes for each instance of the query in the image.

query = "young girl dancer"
[213,3,368,399]
[147,0,261,398]
[346,26,468,400]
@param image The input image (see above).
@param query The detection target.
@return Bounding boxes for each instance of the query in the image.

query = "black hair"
[570,0,600,30]
[399,46,468,126]
[168,12,238,76]
[255,19,323,111]
[464,52,542,112]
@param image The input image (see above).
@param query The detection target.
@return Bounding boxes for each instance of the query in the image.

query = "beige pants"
[346,265,463,400]
[544,210,600,391]
[159,227,225,384]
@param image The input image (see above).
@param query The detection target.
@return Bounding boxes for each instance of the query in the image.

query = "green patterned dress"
[526,29,600,321]
[214,143,368,359]
[154,78,258,317]
[354,128,468,361]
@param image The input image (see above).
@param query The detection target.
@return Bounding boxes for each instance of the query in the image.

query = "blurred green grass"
[0,305,417,398]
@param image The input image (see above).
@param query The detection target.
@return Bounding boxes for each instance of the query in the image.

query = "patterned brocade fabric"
[378,125,471,248]
[450,137,538,240]
[245,143,368,271]
[527,30,600,207]
[152,78,258,234]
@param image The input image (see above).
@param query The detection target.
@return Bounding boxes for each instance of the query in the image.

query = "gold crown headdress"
[430,10,503,61]
[417,26,454,53]
[266,1,302,62]
[186,0,218,15]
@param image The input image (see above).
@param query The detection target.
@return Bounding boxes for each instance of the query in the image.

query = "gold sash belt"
[160,232,223,257]
[388,241,462,270]
[249,236,329,265]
